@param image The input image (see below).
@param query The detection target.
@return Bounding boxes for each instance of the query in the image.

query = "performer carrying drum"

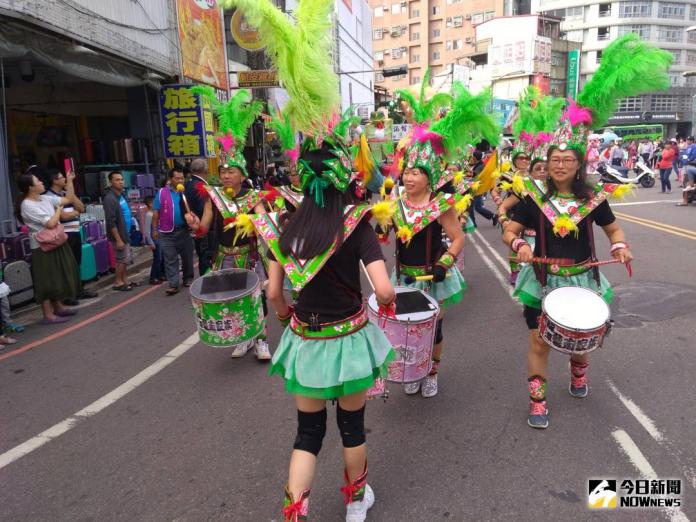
[501,33,671,429]
[192,89,271,361]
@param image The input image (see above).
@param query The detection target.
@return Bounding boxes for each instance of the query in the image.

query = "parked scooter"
[596,158,656,188]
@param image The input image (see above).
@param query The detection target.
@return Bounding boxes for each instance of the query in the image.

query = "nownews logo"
[588,479,682,509]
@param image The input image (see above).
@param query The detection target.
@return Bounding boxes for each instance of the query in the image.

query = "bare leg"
[337,391,368,482]
[51,300,65,313]
[287,396,325,501]
[528,329,551,379]
[41,300,55,320]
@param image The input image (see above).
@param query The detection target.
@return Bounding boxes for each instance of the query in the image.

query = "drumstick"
[176,184,192,214]
[508,255,574,266]
[583,258,633,277]
[403,273,451,284]
[359,260,375,291]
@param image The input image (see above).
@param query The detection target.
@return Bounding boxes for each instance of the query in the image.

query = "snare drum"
[539,286,611,355]
[367,287,440,383]
[189,268,265,348]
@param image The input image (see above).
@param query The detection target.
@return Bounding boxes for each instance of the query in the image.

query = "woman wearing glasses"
[502,144,633,429]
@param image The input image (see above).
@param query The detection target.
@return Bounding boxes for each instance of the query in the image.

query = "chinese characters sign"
[489,36,552,79]
[160,85,216,158]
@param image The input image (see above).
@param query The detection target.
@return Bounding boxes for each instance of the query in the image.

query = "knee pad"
[435,319,443,344]
[523,306,541,330]
[336,405,366,448]
[293,409,327,456]
[261,291,268,316]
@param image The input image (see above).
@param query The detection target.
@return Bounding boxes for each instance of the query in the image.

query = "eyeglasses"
[548,158,578,166]
[516,156,531,161]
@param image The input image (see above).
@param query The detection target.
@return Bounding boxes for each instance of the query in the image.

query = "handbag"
[34,223,68,252]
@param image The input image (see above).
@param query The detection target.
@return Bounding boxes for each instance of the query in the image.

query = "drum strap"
[585,216,601,287]
[536,208,548,288]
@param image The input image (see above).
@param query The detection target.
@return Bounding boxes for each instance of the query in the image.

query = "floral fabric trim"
[207,185,262,220]
[277,186,304,209]
[390,187,460,242]
[289,308,368,339]
[252,204,372,291]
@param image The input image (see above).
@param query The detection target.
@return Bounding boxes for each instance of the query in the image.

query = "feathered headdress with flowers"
[190,86,262,176]
[510,87,564,161]
[550,34,672,155]
[269,109,299,165]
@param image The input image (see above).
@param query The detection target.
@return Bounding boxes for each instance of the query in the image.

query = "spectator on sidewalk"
[143,196,165,284]
[103,171,133,291]
[0,275,17,346]
[638,139,654,165]
[153,168,195,296]
[678,136,696,206]
[16,173,79,324]
[46,170,98,304]
[657,141,675,194]
[184,158,211,277]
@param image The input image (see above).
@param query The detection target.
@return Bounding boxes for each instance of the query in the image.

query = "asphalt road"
[1,184,694,521]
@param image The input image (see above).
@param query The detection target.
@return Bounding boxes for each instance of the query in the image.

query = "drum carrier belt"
[290,308,368,340]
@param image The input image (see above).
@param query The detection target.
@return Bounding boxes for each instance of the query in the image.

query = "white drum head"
[543,286,609,330]
[367,287,439,322]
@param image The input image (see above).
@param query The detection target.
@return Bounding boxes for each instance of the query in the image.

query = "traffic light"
[382,65,408,77]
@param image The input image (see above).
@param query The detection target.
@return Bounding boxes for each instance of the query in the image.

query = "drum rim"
[367,286,440,323]
[541,285,610,332]
[189,268,261,303]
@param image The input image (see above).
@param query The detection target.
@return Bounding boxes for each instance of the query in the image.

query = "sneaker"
[403,381,421,395]
[254,339,271,360]
[492,214,499,227]
[346,484,375,522]
[528,400,549,429]
[230,340,253,358]
[569,373,589,398]
[421,373,438,398]
[5,322,25,333]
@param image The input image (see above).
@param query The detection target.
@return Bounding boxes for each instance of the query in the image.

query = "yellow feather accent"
[398,157,404,173]
[608,183,637,200]
[512,174,525,195]
[384,177,395,190]
[453,171,464,186]
[552,214,579,238]
[233,213,256,243]
[474,150,499,195]
[501,161,512,173]
[455,194,473,215]
[396,225,413,244]
[371,200,394,227]
[354,134,375,188]
[499,181,513,192]
[471,181,481,191]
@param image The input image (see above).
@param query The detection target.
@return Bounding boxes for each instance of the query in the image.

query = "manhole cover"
[611,281,696,327]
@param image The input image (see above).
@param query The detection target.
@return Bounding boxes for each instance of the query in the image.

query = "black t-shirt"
[273,219,384,323]
[213,186,251,248]
[509,197,615,263]
[397,221,445,267]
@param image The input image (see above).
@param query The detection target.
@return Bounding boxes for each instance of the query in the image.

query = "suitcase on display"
[80,243,97,281]
[107,240,117,270]
[4,260,34,308]
[134,138,149,164]
[140,187,155,199]
[81,138,95,163]
[79,224,88,244]
[135,174,155,189]
[121,170,135,189]
[99,171,111,191]
[93,140,108,164]
[1,233,31,261]
[122,138,135,163]
[92,238,109,274]
[84,171,100,197]
[85,221,101,242]
[86,204,105,222]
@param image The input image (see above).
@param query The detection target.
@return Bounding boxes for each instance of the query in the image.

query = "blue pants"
[149,241,165,281]
[470,195,494,227]
[659,168,672,192]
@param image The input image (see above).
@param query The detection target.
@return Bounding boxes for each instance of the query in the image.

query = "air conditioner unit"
[384,49,391,54]
[465,37,473,43]
[465,14,471,20]
[400,0,407,6]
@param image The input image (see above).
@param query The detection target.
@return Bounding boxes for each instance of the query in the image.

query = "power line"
[55,0,171,33]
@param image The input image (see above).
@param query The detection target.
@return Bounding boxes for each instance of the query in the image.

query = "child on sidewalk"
[143,196,165,285]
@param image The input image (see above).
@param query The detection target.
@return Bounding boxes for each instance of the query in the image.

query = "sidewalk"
[12,245,154,320]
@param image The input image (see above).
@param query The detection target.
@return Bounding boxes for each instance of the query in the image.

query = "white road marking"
[473,229,511,273]
[0,333,199,470]
[612,200,681,206]
[607,380,664,442]
[612,430,690,522]
[469,233,513,296]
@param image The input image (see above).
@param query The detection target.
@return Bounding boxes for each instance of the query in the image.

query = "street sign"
[237,70,279,88]
[566,49,580,100]
[160,85,216,158]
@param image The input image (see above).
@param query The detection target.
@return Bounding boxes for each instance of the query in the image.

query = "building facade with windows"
[532,0,696,136]
[369,0,505,92]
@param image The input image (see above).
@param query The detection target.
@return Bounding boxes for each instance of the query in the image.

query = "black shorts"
[523,305,542,330]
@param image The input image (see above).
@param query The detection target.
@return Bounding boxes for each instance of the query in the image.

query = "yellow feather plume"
[608,183,637,200]
[512,174,525,195]
[499,181,513,192]
[233,213,256,243]
[371,200,394,228]
[455,194,473,215]
[396,225,413,244]
[501,161,512,173]
[453,171,464,186]
[552,214,579,238]
[474,150,499,195]
[354,134,375,188]
[471,181,481,192]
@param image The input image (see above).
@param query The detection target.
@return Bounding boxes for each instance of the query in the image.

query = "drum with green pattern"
[189,269,265,348]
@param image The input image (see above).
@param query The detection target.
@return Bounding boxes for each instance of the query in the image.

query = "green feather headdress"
[221,0,338,134]
[395,69,453,124]
[511,87,564,160]
[333,106,362,142]
[269,110,299,163]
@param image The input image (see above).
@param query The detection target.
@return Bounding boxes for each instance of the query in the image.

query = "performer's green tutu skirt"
[269,309,395,400]
[391,265,467,310]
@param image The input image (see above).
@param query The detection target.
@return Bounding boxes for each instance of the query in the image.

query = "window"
[598,27,610,40]
[596,50,603,64]
[619,1,652,18]
[445,40,452,50]
[411,8,420,17]
[651,95,677,111]
[433,28,441,37]
[551,51,565,67]
[484,11,495,20]
[687,50,696,65]
[375,50,384,61]
[691,5,696,20]
[686,76,696,87]
[374,28,384,40]
[688,30,696,43]
[412,76,421,85]
[669,73,682,86]
[618,24,651,39]
[374,6,384,17]
[432,5,441,15]
[657,26,682,42]
[447,0,462,4]
[566,6,583,18]
[471,12,484,24]
[617,96,643,112]
[658,2,685,19]
[392,47,407,59]
[453,15,463,27]
[433,51,441,60]
[599,3,611,16]
[453,39,463,50]
[391,25,407,37]
[668,49,681,64]
[376,73,385,82]
[411,53,420,63]
[411,31,420,40]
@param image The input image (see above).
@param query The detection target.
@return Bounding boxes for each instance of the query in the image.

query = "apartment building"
[532,0,696,136]
[369,0,505,92]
